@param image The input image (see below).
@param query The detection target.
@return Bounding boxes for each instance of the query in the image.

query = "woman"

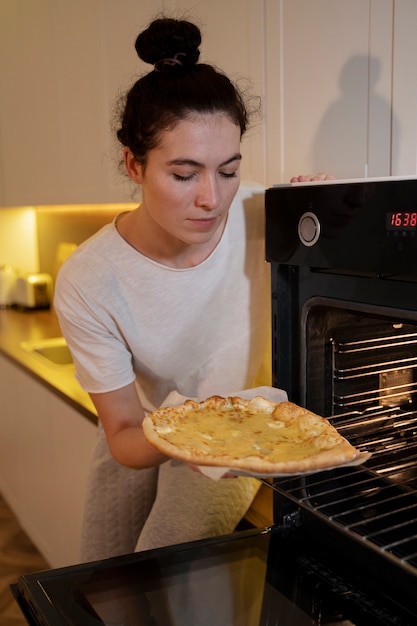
[55,16,329,562]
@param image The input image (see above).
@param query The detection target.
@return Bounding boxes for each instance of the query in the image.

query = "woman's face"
[124,113,242,258]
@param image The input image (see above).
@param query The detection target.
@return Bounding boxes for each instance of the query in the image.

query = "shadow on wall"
[310,55,400,179]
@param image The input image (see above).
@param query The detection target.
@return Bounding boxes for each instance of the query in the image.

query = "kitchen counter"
[0,307,97,423]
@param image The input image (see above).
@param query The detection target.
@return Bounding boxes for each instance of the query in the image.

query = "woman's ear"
[124,148,144,184]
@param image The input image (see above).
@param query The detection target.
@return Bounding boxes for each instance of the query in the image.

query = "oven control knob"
[298,211,321,247]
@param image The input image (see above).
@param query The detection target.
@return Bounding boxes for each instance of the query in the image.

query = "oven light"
[393,323,404,329]
[379,369,413,407]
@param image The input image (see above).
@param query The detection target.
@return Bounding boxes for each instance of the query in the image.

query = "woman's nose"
[196,176,219,210]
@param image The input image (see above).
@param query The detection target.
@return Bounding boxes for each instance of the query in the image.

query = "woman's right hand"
[290,173,335,183]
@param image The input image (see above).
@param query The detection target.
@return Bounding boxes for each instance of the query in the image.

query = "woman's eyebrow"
[222,153,242,165]
[167,153,242,168]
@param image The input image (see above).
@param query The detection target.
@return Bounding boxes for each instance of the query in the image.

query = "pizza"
[142,395,360,475]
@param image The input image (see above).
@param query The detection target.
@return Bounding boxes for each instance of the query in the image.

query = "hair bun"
[135,18,201,67]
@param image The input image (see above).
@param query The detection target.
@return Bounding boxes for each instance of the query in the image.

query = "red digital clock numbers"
[387,212,417,230]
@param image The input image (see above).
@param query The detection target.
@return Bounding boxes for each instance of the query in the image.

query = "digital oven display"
[386,211,417,230]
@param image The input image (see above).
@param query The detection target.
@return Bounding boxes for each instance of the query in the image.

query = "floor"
[0,494,49,626]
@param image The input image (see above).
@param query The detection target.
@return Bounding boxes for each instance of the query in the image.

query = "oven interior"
[304,302,417,418]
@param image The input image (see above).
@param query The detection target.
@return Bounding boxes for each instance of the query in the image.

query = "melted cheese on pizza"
[151,403,340,462]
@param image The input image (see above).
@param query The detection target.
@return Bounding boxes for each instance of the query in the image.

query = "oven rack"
[333,332,417,355]
[269,408,417,581]
[333,383,417,411]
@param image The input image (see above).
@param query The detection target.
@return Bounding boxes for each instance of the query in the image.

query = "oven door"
[13,525,415,626]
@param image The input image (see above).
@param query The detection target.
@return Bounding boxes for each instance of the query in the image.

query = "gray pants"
[81,426,260,562]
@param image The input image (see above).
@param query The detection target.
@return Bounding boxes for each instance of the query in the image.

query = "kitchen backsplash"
[0,203,135,278]
[0,207,38,273]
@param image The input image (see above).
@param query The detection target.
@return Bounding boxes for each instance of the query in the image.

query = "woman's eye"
[172,170,238,182]
[173,173,194,182]
[219,171,238,179]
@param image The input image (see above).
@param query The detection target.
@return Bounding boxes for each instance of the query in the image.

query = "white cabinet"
[1,1,417,206]
[391,0,417,175]
[0,0,163,206]
[265,0,395,182]
[0,354,96,568]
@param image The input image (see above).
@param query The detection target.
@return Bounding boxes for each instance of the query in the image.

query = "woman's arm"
[90,382,168,469]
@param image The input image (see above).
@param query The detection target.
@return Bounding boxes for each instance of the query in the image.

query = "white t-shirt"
[54,184,271,412]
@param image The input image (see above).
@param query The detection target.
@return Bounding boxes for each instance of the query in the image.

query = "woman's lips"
[188,216,217,229]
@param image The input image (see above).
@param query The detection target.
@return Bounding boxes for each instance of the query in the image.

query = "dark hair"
[116,17,251,166]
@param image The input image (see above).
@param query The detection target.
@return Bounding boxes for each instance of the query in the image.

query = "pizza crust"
[142,396,360,475]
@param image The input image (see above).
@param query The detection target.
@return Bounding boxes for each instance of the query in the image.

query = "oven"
[265,176,417,624]
[12,177,417,625]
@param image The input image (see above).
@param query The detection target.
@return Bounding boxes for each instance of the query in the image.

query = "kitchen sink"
[20,337,74,366]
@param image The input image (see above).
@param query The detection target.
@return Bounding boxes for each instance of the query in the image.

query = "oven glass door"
[15,526,414,626]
